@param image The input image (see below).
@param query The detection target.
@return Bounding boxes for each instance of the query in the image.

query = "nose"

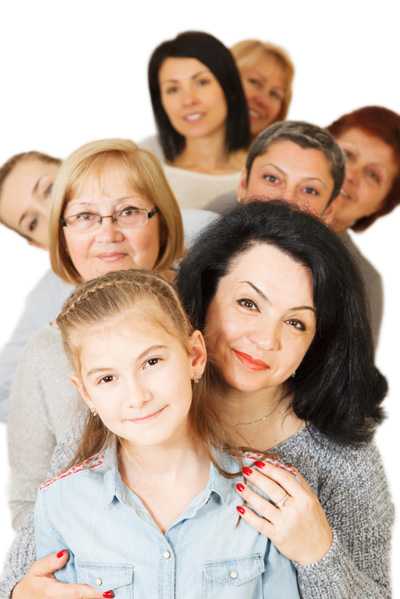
[181,85,198,107]
[249,320,281,352]
[345,165,360,187]
[126,376,152,410]
[95,217,125,243]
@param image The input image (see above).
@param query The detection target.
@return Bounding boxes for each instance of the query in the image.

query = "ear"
[188,330,207,381]
[237,168,249,203]
[70,375,96,413]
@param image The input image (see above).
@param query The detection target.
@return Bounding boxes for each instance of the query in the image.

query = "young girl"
[34,269,299,599]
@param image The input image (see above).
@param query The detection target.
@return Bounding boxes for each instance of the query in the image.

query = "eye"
[44,183,53,198]
[247,77,262,90]
[302,186,320,196]
[143,357,162,370]
[237,298,259,311]
[343,148,354,161]
[366,169,381,184]
[75,212,97,222]
[119,205,140,217]
[270,90,283,101]
[197,77,211,87]
[263,174,280,185]
[97,374,116,385]
[165,85,179,95]
[28,217,38,232]
[285,318,306,331]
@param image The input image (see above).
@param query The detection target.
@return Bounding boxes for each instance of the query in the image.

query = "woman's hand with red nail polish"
[11,550,104,598]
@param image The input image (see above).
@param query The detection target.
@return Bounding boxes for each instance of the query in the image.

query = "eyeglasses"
[61,206,159,232]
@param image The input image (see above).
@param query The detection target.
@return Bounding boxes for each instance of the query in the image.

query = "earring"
[291,370,296,379]
[193,375,202,384]
[90,408,98,417]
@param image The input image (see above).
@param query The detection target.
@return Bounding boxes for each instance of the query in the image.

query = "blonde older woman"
[2,139,186,598]
[231,39,294,139]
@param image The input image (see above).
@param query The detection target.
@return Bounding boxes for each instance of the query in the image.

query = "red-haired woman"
[326,105,400,233]
[325,105,400,346]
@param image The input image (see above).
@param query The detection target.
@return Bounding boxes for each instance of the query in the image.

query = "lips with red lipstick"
[232,349,270,371]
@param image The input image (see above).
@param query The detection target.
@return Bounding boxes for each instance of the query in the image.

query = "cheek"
[125,227,160,264]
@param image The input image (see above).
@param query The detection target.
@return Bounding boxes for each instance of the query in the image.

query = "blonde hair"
[49,139,184,284]
[57,269,225,466]
[231,39,295,122]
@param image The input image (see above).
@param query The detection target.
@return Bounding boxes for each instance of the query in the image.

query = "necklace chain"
[234,404,278,427]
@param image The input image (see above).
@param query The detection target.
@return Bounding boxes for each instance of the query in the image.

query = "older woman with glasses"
[1,138,185,598]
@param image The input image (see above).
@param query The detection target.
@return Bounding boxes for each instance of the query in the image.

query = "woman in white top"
[142,31,250,210]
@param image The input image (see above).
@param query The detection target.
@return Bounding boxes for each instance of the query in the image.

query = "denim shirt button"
[95,577,103,586]
[229,570,238,579]
[163,550,171,560]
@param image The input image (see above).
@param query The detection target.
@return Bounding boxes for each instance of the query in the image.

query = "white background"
[0,0,399,595]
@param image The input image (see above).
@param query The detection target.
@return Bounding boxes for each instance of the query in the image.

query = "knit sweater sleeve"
[295,442,394,599]
[7,332,56,529]
[0,439,79,598]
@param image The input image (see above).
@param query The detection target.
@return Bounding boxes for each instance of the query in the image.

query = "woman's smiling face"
[205,243,316,393]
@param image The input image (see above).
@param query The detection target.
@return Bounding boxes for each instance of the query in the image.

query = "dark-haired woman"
[141,31,251,210]
[177,201,393,598]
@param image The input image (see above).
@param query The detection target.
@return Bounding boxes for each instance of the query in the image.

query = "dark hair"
[246,121,345,204]
[327,105,400,231]
[177,200,386,445]
[148,31,250,161]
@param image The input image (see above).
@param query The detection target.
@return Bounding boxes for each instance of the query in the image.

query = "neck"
[118,426,206,484]
[174,129,232,172]
[222,384,304,451]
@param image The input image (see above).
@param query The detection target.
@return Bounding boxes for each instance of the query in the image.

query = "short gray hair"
[246,120,345,203]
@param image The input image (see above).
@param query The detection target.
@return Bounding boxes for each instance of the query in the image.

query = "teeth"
[249,109,262,119]
[184,113,202,122]
[340,189,352,200]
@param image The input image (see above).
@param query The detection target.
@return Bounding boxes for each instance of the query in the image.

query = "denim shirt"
[35,445,299,599]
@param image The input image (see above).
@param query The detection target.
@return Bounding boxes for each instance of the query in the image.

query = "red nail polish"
[242,466,253,476]
[103,592,115,598]
[236,482,245,492]
[236,505,246,515]
[254,460,265,468]
[56,550,66,558]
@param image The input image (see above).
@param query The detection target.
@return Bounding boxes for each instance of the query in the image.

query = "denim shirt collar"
[96,442,239,510]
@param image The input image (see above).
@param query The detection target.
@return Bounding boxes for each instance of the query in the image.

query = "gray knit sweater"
[1,332,394,598]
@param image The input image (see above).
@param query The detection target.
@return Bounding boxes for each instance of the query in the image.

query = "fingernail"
[242,466,253,476]
[56,549,66,558]
[254,460,265,468]
[236,505,246,515]
[103,592,115,598]
[236,482,245,492]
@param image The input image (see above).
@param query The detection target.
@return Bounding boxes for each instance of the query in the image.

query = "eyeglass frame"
[60,206,160,231]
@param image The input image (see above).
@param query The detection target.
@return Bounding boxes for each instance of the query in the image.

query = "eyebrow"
[86,344,167,377]
[241,280,316,313]
[160,69,210,84]
[261,163,327,188]
[66,195,142,209]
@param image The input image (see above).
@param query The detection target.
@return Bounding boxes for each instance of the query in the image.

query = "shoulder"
[24,323,64,357]
[296,429,391,508]
[204,191,238,214]
[39,452,105,492]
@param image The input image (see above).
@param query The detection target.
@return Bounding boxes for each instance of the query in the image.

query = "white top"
[140,135,241,211]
